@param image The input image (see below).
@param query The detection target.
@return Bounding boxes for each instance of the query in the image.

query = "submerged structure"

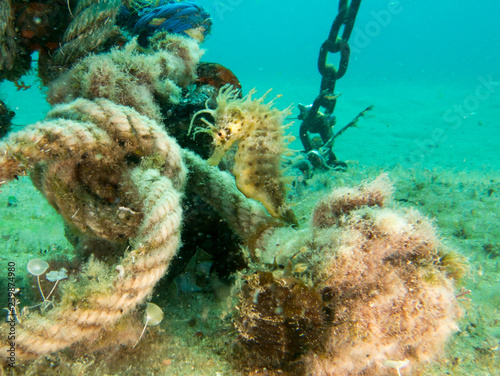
[0,1,467,375]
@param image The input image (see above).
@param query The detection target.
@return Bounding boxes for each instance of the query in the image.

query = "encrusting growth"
[48,32,203,122]
[306,175,463,375]
[190,84,297,225]
[233,175,464,375]
[312,173,394,228]
[182,149,272,241]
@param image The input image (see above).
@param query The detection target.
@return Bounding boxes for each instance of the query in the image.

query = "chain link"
[300,0,362,152]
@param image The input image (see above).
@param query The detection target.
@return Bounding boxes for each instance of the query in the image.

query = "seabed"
[1,163,498,375]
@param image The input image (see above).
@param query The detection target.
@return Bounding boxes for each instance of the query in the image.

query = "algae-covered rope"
[182,149,272,241]
[53,0,122,67]
[0,0,17,71]
[0,99,185,359]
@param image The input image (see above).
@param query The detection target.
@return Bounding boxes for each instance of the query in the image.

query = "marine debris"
[130,0,212,43]
[298,0,363,168]
[48,32,203,122]
[0,99,14,138]
[0,98,185,358]
[233,174,463,375]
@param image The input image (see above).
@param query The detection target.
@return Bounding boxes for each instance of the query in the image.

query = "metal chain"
[300,0,362,151]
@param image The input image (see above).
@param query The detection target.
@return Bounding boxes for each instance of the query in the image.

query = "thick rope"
[0,0,16,71]
[0,99,185,239]
[53,0,122,67]
[182,149,272,241]
[48,33,202,122]
[0,98,185,359]
[11,169,181,358]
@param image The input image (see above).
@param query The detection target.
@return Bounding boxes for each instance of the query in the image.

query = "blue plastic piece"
[134,1,212,38]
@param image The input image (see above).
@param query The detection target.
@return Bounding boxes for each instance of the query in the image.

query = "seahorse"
[190,85,297,225]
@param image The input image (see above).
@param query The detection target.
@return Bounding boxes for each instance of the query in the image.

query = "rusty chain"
[300,0,362,153]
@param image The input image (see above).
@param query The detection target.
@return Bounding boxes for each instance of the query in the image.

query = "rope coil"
[0,99,185,359]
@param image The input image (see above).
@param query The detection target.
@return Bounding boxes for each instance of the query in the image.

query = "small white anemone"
[27,259,49,276]
[382,358,410,376]
[133,302,164,348]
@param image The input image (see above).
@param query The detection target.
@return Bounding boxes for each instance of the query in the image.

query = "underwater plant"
[26,259,49,302]
[382,359,410,376]
[25,260,67,313]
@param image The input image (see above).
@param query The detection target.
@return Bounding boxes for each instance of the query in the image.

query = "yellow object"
[190,85,296,224]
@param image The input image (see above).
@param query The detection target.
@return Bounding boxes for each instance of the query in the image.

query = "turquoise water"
[201,0,500,170]
[203,0,500,90]
[3,0,499,169]
[0,1,499,375]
